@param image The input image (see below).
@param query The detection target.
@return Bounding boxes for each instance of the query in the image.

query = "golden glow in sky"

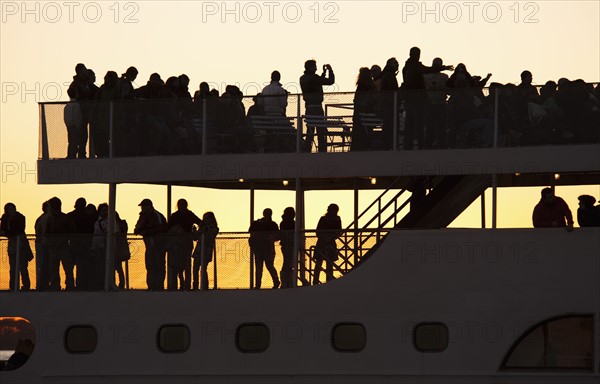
[1,1,599,231]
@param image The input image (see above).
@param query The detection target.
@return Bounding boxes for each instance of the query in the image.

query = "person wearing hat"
[134,199,168,290]
[577,195,600,227]
[532,188,574,230]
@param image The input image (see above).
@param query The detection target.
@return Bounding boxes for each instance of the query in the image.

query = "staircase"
[304,175,491,283]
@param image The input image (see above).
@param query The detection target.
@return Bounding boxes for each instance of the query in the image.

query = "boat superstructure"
[1,87,599,383]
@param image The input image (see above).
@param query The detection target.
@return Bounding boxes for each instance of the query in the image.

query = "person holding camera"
[300,60,335,153]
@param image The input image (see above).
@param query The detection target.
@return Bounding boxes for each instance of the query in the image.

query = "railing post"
[40,104,49,160]
[393,91,398,151]
[13,236,21,292]
[202,98,208,155]
[296,94,302,153]
[199,233,206,290]
[109,101,114,159]
[377,199,382,241]
[212,242,217,289]
[493,88,499,148]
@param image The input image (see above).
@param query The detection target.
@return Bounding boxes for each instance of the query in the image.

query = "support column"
[353,179,359,266]
[492,175,498,229]
[481,192,486,229]
[250,185,255,289]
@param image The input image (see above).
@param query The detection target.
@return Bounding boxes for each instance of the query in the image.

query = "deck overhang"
[37,144,600,190]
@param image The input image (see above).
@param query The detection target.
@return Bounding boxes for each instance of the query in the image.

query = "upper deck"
[37,87,600,188]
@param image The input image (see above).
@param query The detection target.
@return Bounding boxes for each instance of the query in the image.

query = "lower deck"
[1,228,599,382]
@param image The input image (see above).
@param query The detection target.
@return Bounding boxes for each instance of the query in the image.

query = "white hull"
[2,228,599,383]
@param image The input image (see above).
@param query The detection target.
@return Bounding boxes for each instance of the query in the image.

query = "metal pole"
[481,192,486,228]
[393,91,398,151]
[292,178,301,288]
[202,98,208,155]
[250,186,255,289]
[296,94,302,153]
[40,104,50,160]
[492,175,498,229]
[105,183,117,291]
[167,185,172,220]
[109,102,114,159]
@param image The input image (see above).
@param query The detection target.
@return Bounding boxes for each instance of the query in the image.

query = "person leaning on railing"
[532,188,574,231]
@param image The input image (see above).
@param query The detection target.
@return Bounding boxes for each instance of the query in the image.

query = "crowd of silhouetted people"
[532,189,600,230]
[1,189,599,291]
[62,50,600,157]
[0,196,347,291]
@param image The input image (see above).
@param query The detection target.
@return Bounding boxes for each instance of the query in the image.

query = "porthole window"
[0,317,36,371]
[414,323,449,352]
[65,325,98,354]
[158,325,190,353]
[332,323,366,352]
[236,323,269,353]
[501,315,593,370]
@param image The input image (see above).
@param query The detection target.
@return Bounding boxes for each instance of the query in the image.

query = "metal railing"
[0,229,385,292]
[38,83,600,159]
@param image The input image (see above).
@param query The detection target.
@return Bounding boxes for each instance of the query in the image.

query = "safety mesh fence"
[40,84,600,159]
[0,230,386,291]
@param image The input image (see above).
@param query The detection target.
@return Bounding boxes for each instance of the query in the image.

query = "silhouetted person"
[371,64,382,91]
[92,70,119,157]
[167,199,201,290]
[67,64,91,158]
[424,58,449,148]
[279,207,296,288]
[135,73,171,155]
[261,70,288,116]
[247,93,265,117]
[114,212,129,289]
[380,58,400,150]
[177,74,192,99]
[300,60,335,152]
[217,85,252,153]
[0,203,31,291]
[577,195,600,227]
[46,197,75,290]
[517,70,539,102]
[116,66,138,100]
[402,47,453,149]
[67,197,95,290]
[115,66,138,156]
[352,67,377,151]
[34,201,50,291]
[134,199,168,290]
[446,63,493,147]
[249,208,280,289]
[90,203,111,290]
[192,211,219,290]
[532,188,574,230]
[314,204,342,284]
[64,87,83,159]
[2,339,34,371]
